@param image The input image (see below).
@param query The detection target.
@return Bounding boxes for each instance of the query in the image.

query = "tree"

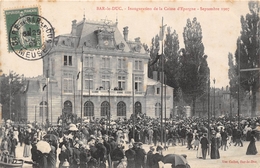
[148,35,160,79]
[179,17,209,116]
[228,52,247,102]
[0,72,25,120]
[235,1,260,117]
[164,27,180,98]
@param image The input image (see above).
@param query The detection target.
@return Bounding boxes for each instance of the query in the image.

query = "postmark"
[5,7,54,61]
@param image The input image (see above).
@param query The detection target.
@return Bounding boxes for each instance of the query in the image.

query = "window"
[155,103,161,117]
[134,76,142,91]
[135,101,141,115]
[118,58,126,69]
[64,55,72,66]
[85,55,93,67]
[134,60,143,70]
[64,100,72,113]
[101,101,110,117]
[102,75,110,89]
[85,74,93,90]
[63,72,73,93]
[102,57,110,68]
[84,101,94,116]
[118,76,126,90]
[117,101,126,116]
[39,101,48,117]
[157,88,160,94]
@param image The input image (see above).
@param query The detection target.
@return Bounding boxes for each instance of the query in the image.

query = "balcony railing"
[81,90,144,96]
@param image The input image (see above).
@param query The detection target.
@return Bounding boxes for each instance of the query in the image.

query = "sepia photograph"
[0,0,260,168]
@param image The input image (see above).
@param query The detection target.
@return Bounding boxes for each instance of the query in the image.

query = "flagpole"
[46,69,49,124]
[50,79,52,125]
[73,75,76,114]
[164,76,167,147]
[132,73,135,140]
[9,70,12,120]
[160,17,164,145]
[81,46,84,127]
[108,82,111,135]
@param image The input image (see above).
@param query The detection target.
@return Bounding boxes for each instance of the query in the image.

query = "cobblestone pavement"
[14,141,260,168]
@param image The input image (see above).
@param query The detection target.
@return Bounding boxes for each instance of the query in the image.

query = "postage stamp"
[5,7,54,61]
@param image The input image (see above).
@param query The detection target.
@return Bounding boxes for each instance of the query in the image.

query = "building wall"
[23,20,174,124]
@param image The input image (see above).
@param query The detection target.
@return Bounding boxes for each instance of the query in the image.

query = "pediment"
[117,69,128,74]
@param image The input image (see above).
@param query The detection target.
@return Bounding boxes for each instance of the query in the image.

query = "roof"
[146,78,171,88]
[53,18,147,54]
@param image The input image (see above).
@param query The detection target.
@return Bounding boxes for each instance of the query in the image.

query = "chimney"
[123,26,128,41]
[71,20,77,36]
[135,37,140,43]
[153,71,158,81]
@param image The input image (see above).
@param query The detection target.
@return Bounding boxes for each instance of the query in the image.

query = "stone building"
[20,17,174,124]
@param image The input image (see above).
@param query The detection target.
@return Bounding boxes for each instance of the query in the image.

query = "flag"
[159,25,167,41]
[76,72,80,80]
[43,84,47,91]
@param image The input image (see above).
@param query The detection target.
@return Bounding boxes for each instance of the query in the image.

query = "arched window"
[155,103,161,117]
[84,101,94,116]
[64,100,72,114]
[101,101,110,117]
[39,101,48,117]
[117,101,126,116]
[135,101,141,115]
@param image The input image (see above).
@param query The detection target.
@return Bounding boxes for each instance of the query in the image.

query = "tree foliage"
[228,52,247,102]
[0,72,25,120]
[164,27,180,98]
[147,35,160,78]
[148,17,209,116]
[234,1,260,116]
[179,17,209,115]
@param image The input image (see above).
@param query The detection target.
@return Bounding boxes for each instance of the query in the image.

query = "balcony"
[82,89,144,96]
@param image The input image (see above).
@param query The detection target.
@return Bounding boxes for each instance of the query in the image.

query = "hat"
[109,136,114,140]
[87,137,96,143]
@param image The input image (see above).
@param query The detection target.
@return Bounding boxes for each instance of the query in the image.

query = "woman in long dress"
[196,134,203,159]
[246,131,258,155]
[23,130,32,157]
[210,133,220,159]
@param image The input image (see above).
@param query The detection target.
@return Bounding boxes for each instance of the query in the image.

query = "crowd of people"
[0,114,259,168]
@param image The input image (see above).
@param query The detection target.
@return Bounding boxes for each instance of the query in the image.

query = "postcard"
[0,1,259,168]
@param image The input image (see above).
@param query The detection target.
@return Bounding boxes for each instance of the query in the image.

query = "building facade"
[20,18,174,123]
[194,86,259,118]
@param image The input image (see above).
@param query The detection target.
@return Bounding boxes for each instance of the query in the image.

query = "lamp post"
[238,36,241,127]
[213,78,216,119]
[207,73,210,142]
[248,78,254,117]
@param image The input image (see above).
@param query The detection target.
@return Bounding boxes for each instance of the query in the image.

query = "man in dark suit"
[200,133,209,160]
[134,142,147,168]
[125,144,136,168]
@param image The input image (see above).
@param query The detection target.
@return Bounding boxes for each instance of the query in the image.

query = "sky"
[0,0,251,88]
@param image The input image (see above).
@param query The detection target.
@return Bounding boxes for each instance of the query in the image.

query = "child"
[193,134,200,150]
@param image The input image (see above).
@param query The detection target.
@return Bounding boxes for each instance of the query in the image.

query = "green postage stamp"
[4,7,54,61]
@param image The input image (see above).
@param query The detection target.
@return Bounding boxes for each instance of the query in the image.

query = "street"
[14,140,260,168]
